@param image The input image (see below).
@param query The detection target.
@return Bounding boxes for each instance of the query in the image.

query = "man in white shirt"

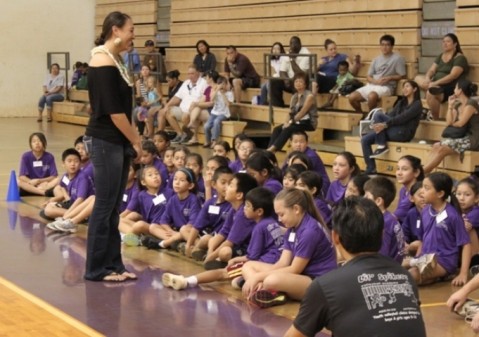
[158,64,208,143]
[270,36,311,107]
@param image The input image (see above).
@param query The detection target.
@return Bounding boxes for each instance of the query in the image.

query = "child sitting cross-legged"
[162,187,284,290]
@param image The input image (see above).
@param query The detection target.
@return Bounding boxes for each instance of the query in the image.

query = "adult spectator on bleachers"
[423,80,479,174]
[71,61,84,88]
[134,65,151,137]
[143,39,167,82]
[224,45,260,103]
[123,42,141,73]
[415,33,469,121]
[260,42,287,105]
[361,80,422,175]
[158,64,208,144]
[38,63,65,122]
[75,63,89,90]
[193,39,217,76]
[312,39,360,96]
[154,69,182,134]
[267,72,317,152]
[270,36,311,108]
[348,35,406,115]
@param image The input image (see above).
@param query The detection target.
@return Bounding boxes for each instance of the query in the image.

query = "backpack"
[76,74,88,90]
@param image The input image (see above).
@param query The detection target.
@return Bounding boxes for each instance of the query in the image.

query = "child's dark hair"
[298,171,323,198]
[232,133,250,159]
[337,151,360,178]
[426,172,461,213]
[456,177,479,197]
[154,130,170,143]
[137,165,160,190]
[410,180,423,196]
[29,132,47,149]
[290,130,309,142]
[207,155,229,169]
[214,140,231,153]
[217,75,227,85]
[284,164,307,183]
[62,148,81,162]
[250,149,279,167]
[457,79,478,98]
[233,173,259,200]
[167,69,180,80]
[245,187,275,218]
[333,196,384,254]
[275,188,327,229]
[206,70,220,83]
[212,166,233,182]
[364,176,396,209]
[176,167,198,194]
[173,145,191,156]
[142,140,159,156]
[287,151,313,170]
[399,155,425,182]
[74,135,84,146]
[337,60,349,70]
[350,174,371,197]
[186,152,203,170]
[246,152,277,179]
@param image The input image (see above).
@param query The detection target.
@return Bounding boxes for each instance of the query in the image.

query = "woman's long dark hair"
[95,11,131,46]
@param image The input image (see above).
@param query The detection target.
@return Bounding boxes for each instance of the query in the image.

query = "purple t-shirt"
[326,180,347,206]
[120,183,138,213]
[247,217,283,264]
[263,178,283,195]
[193,196,231,234]
[229,159,246,173]
[421,203,470,274]
[379,211,405,264]
[305,147,331,197]
[59,171,93,202]
[218,204,256,249]
[318,53,348,77]
[196,175,205,202]
[394,186,413,223]
[402,206,422,243]
[152,157,169,191]
[283,213,337,277]
[81,162,95,194]
[315,197,332,227]
[466,206,479,237]
[19,151,58,179]
[160,192,202,230]
[128,188,173,223]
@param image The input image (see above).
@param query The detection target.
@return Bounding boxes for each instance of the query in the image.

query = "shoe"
[178,133,190,144]
[210,141,217,149]
[46,217,64,231]
[170,135,183,143]
[53,219,77,233]
[162,273,188,290]
[37,118,43,122]
[413,253,437,278]
[141,236,162,250]
[184,138,199,146]
[231,276,245,290]
[204,260,228,270]
[182,126,194,140]
[470,265,479,277]
[191,249,207,261]
[123,233,140,247]
[364,169,377,176]
[202,143,211,148]
[456,299,479,318]
[169,240,183,252]
[177,242,186,255]
[369,147,389,159]
[250,289,287,308]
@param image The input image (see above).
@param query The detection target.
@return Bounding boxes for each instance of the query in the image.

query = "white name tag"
[62,176,70,186]
[208,205,220,214]
[437,210,448,223]
[288,232,296,243]
[33,161,43,168]
[123,194,128,202]
[416,219,421,229]
[153,194,166,206]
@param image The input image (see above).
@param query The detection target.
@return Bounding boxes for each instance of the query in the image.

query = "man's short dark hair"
[145,40,154,47]
[380,34,395,46]
[234,173,258,200]
[364,176,396,209]
[62,148,81,162]
[332,197,384,254]
[245,187,275,217]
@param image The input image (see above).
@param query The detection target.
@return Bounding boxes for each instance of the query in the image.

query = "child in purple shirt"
[394,155,425,223]
[162,187,284,290]
[146,168,201,249]
[140,140,169,191]
[18,132,58,196]
[119,166,173,246]
[204,155,230,201]
[326,152,360,206]
[167,146,190,190]
[186,153,206,203]
[455,178,479,263]
[242,188,337,308]
[246,151,283,195]
[401,181,425,257]
[229,138,255,173]
[408,173,471,286]
[296,171,332,228]
[364,176,405,264]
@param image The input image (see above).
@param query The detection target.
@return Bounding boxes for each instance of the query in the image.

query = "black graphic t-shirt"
[293,254,426,337]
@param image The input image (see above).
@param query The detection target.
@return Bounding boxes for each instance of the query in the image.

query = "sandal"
[102,272,127,283]
[120,271,138,280]
[47,118,53,123]
[185,139,199,146]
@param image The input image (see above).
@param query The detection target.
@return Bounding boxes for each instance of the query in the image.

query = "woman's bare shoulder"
[89,53,115,67]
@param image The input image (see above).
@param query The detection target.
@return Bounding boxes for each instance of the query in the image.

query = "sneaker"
[182,126,194,140]
[171,134,183,143]
[204,260,228,270]
[177,242,186,255]
[46,217,64,231]
[53,219,77,233]
[191,249,207,261]
[250,289,288,308]
[123,233,140,247]
[369,147,389,159]
[231,276,245,290]
[162,273,188,290]
[178,133,190,144]
[413,253,437,277]
[141,236,162,250]
[456,299,479,318]
[470,265,479,277]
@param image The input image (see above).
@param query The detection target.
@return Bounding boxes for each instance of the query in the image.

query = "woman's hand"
[132,143,142,163]
[372,123,386,133]
[448,94,456,108]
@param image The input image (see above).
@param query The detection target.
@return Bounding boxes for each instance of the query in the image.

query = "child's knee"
[218,247,232,261]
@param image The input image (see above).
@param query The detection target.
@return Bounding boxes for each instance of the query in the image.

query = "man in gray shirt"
[349,35,406,114]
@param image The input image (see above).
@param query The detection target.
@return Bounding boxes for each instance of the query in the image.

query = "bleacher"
[52,0,479,177]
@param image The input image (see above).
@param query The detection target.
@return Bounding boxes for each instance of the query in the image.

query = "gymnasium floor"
[0,118,476,336]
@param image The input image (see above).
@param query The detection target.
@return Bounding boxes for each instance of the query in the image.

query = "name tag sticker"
[33,161,43,167]
[416,219,421,229]
[123,194,128,202]
[153,194,166,205]
[209,205,220,214]
[62,176,70,186]
[288,232,296,243]
[437,210,448,223]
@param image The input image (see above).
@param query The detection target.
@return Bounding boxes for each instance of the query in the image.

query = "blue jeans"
[361,112,412,173]
[84,137,130,281]
[204,114,228,143]
[38,93,64,109]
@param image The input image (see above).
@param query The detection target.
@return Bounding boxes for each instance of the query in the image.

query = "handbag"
[441,125,468,139]
[338,79,364,96]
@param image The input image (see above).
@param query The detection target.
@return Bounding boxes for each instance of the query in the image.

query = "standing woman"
[84,11,142,282]
[193,40,217,76]
[38,63,65,122]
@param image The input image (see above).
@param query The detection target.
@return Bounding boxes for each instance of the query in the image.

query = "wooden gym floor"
[0,117,476,336]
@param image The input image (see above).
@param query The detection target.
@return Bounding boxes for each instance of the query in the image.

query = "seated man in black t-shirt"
[284,197,426,337]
